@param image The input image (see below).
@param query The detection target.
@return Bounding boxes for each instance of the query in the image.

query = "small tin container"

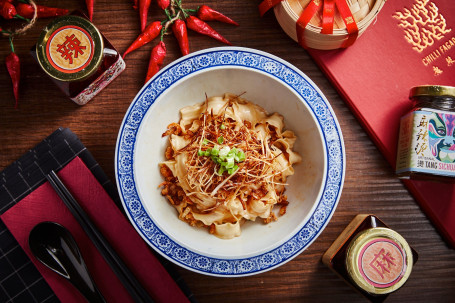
[33,12,125,105]
[396,85,455,181]
[322,214,417,302]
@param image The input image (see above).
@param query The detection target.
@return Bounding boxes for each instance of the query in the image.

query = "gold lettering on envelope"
[393,0,451,53]
[433,66,443,75]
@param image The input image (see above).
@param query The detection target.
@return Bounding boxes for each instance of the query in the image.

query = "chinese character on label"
[56,34,86,64]
[415,142,428,155]
[416,129,428,141]
[417,116,428,128]
[369,248,396,279]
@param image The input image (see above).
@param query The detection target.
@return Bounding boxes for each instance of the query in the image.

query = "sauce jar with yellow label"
[322,214,417,302]
[396,85,455,181]
[33,12,125,105]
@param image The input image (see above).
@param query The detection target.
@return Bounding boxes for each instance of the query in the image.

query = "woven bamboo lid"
[274,0,386,50]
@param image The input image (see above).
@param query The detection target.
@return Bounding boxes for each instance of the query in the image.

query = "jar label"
[396,109,455,177]
[71,56,126,105]
[358,238,406,288]
[46,25,94,74]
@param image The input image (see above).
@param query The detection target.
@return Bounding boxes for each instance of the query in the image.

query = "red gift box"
[308,0,455,245]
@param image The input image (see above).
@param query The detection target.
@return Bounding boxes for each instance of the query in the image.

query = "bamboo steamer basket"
[274,0,386,50]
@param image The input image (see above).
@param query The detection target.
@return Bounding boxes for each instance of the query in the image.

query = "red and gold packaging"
[34,12,125,105]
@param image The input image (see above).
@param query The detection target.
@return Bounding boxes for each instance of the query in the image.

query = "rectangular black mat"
[0,128,195,303]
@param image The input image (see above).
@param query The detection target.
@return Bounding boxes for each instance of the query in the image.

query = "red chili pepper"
[15,3,68,19]
[0,1,27,21]
[0,1,15,19]
[197,5,238,26]
[186,16,231,45]
[172,19,189,56]
[139,0,152,32]
[156,0,170,10]
[123,21,162,58]
[145,41,166,83]
[5,39,20,108]
[85,0,93,21]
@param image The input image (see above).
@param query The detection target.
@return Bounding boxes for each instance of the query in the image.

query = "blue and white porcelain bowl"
[115,47,345,276]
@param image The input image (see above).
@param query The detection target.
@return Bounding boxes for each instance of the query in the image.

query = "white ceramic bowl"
[115,47,345,276]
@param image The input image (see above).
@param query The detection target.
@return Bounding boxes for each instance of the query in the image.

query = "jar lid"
[36,15,104,82]
[410,85,455,98]
[346,227,413,295]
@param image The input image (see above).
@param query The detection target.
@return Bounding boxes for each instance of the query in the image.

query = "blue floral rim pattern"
[115,47,345,276]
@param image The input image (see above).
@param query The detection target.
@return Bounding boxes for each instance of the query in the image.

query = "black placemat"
[0,128,195,303]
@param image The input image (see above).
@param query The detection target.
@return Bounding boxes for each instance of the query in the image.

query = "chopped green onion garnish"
[228,165,239,175]
[220,123,225,130]
[199,144,245,175]
[226,157,234,168]
[217,166,225,176]
[217,136,224,144]
[202,138,209,145]
[237,151,245,162]
[219,146,230,158]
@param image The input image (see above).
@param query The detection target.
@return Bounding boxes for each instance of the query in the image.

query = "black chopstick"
[46,170,155,303]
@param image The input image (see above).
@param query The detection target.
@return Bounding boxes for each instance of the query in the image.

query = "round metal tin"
[36,15,103,82]
[346,227,413,295]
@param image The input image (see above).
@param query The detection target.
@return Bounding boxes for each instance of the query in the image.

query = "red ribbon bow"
[259,0,359,49]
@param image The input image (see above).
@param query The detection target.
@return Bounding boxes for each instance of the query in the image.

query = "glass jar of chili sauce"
[32,12,125,105]
[396,85,455,181]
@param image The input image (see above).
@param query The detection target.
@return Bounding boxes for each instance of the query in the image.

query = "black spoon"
[28,221,106,303]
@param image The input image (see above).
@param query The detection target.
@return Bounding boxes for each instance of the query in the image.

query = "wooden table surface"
[1,1,454,302]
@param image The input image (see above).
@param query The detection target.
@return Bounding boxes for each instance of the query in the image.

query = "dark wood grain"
[1,1,454,302]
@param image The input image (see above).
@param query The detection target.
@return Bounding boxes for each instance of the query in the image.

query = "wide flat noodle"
[160,93,301,239]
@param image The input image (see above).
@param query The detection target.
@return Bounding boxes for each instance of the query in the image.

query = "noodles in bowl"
[116,47,345,276]
[159,94,301,239]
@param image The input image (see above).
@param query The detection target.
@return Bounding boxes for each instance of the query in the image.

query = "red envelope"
[308,0,455,246]
[0,157,189,303]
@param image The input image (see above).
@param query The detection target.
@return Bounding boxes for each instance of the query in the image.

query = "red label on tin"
[358,238,406,288]
[46,25,94,74]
